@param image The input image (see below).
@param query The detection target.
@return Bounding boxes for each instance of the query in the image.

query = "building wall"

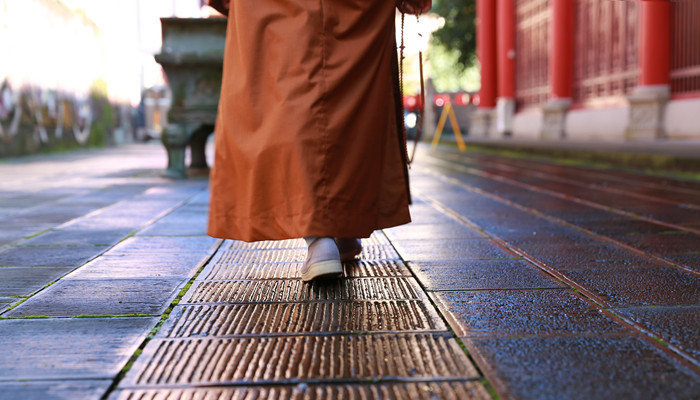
[485,0,700,141]
[0,0,132,157]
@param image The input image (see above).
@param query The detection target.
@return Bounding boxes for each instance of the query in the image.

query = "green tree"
[430,0,477,70]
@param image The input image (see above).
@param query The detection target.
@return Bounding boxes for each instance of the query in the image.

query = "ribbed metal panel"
[214,249,307,264]
[111,382,490,400]
[198,259,411,281]
[182,278,424,304]
[223,239,305,251]
[159,302,446,337]
[126,334,478,386]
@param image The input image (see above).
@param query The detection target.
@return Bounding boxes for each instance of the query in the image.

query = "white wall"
[665,98,700,139]
[565,106,629,140]
[513,110,543,139]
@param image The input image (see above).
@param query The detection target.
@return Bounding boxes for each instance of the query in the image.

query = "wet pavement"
[0,143,698,399]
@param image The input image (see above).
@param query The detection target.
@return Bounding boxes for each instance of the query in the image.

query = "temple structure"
[471,0,700,141]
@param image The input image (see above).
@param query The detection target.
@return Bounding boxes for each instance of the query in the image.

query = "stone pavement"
[0,143,698,400]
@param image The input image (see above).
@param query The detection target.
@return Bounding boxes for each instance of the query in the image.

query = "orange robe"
[208,0,411,242]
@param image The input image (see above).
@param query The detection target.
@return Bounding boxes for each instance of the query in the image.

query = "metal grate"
[573,0,640,106]
[111,382,491,400]
[126,334,478,386]
[671,0,700,98]
[182,278,425,303]
[158,302,446,337]
[515,0,551,109]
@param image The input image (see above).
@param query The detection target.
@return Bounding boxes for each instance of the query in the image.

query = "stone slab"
[561,267,700,307]
[0,380,112,400]
[384,222,486,240]
[110,382,490,400]
[22,229,128,247]
[67,255,207,280]
[517,242,656,270]
[9,205,96,225]
[464,335,700,400]
[614,305,700,360]
[158,301,447,337]
[392,238,516,262]
[431,290,626,338]
[625,204,699,225]
[499,223,600,248]
[0,245,107,267]
[182,277,426,304]
[0,317,158,380]
[0,297,17,312]
[4,278,186,317]
[58,216,153,231]
[107,236,220,255]
[122,334,478,386]
[136,212,208,236]
[664,253,700,272]
[579,218,672,237]
[0,266,74,297]
[408,259,564,290]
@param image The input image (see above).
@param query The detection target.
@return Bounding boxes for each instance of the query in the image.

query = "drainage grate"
[182,278,425,304]
[158,302,447,337]
[214,249,307,264]
[198,259,411,280]
[111,381,490,400]
[223,239,305,251]
[125,334,479,386]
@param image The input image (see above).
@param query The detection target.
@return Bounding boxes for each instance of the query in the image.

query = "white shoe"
[301,259,343,282]
[301,237,342,282]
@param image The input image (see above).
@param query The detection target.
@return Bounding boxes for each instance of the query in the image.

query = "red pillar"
[549,0,575,100]
[639,0,671,86]
[497,0,515,100]
[477,0,497,108]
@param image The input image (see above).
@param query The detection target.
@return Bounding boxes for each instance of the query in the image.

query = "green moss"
[23,229,52,240]
[482,378,502,400]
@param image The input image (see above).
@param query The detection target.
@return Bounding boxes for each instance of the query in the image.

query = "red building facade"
[471,0,700,141]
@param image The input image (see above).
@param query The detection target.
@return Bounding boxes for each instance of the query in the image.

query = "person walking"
[207,0,431,282]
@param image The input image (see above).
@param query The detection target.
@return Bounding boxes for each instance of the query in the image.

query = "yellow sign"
[431,103,466,152]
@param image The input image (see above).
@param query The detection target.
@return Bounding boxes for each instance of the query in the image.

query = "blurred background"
[1,0,698,159]
[0,0,472,157]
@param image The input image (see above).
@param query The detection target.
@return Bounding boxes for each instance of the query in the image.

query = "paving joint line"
[417,162,700,277]
[413,188,700,372]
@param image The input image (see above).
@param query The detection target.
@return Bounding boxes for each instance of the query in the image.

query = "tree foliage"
[430,0,477,71]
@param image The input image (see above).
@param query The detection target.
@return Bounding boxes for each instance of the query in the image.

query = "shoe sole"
[301,259,343,282]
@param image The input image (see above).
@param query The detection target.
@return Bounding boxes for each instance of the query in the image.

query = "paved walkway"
[0,143,698,399]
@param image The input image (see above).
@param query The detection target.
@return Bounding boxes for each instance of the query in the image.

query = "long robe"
[207,0,411,242]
